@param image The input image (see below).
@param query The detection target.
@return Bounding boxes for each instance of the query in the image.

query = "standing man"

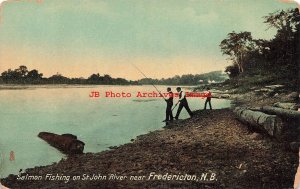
[163,87,174,122]
[204,87,212,110]
[175,87,193,120]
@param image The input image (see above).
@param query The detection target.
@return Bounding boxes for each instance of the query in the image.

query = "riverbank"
[2,109,298,188]
[194,82,299,108]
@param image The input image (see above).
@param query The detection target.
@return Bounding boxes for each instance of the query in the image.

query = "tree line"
[137,71,228,85]
[220,8,299,87]
[0,66,227,86]
[0,65,135,85]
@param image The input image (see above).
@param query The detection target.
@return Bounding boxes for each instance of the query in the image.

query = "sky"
[0,0,297,80]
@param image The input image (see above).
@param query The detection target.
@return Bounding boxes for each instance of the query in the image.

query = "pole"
[171,102,179,111]
[131,63,166,100]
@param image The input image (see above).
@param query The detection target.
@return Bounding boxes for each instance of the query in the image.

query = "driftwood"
[235,107,300,142]
[261,106,300,119]
[273,102,298,110]
[38,132,85,154]
[234,107,283,138]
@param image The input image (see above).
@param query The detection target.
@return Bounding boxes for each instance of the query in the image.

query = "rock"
[265,85,285,90]
[249,132,263,140]
[287,92,299,100]
[221,94,231,98]
[254,88,273,93]
[283,92,299,102]
[212,93,230,99]
[38,132,85,154]
[254,88,276,97]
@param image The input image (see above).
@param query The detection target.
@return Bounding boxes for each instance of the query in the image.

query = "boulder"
[220,94,231,98]
[287,92,299,100]
[38,132,85,154]
[249,132,263,140]
[282,92,299,102]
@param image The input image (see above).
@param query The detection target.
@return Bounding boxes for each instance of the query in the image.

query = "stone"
[249,132,263,140]
[265,85,285,89]
[286,92,299,101]
[38,132,85,154]
[221,94,231,98]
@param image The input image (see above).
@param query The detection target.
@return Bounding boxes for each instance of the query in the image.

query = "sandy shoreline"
[2,109,298,189]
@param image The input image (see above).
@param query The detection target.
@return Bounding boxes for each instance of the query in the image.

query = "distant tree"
[137,71,228,85]
[1,69,14,81]
[27,69,43,80]
[48,73,69,84]
[88,73,100,80]
[15,65,28,78]
[87,73,101,84]
[103,74,112,84]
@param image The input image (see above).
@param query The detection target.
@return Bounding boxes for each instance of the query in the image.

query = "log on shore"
[273,102,298,110]
[38,132,85,154]
[260,106,300,142]
[233,107,284,138]
[261,106,300,119]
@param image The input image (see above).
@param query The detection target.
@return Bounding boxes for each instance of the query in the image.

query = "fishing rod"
[171,102,179,111]
[131,63,166,101]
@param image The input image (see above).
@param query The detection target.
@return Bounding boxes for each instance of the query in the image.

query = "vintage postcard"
[0,0,299,188]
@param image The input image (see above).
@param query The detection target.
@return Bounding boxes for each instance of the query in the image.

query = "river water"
[0,85,231,177]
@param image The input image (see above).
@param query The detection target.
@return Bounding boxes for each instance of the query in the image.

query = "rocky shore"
[2,109,298,189]
[196,83,299,108]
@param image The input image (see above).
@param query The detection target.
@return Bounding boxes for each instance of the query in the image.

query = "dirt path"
[2,109,298,189]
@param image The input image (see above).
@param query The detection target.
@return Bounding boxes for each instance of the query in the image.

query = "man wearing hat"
[175,87,193,120]
[163,87,174,122]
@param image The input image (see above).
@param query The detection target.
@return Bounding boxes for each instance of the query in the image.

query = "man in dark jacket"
[163,87,174,122]
[175,87,193,120]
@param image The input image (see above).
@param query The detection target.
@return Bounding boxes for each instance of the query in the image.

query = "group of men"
[163,87,212,122]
